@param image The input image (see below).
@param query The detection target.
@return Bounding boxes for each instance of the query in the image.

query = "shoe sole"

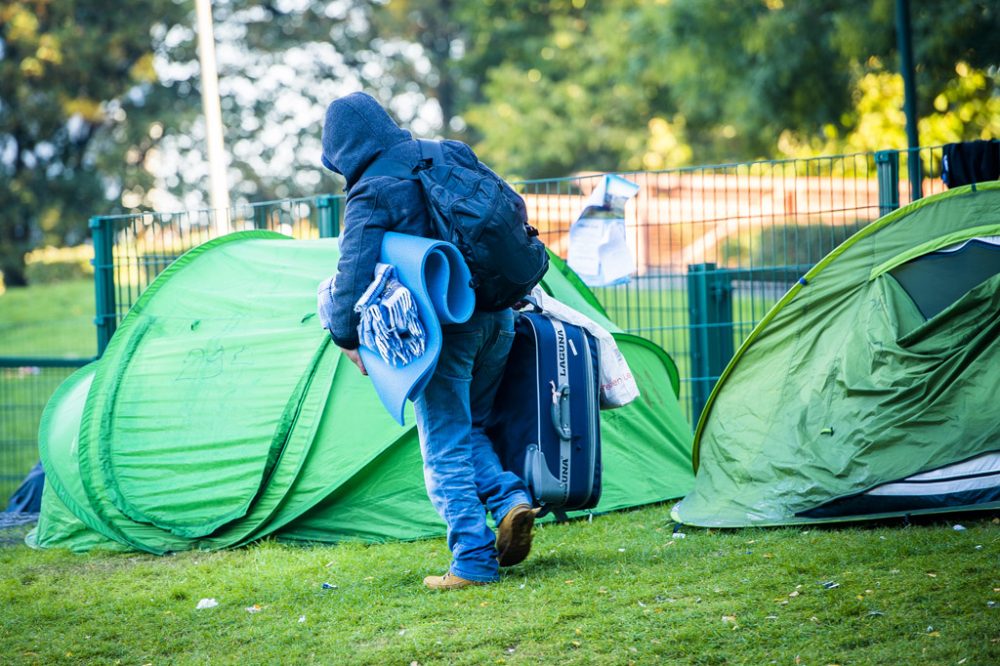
[497,507,536,567]
[423,579,486,591]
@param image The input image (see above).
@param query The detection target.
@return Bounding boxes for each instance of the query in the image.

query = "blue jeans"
[413,309,532,582]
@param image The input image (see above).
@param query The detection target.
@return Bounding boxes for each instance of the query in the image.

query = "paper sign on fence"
[567,174,641,287]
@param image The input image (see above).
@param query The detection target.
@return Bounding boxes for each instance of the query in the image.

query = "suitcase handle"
[549,381,572,441]
[525,444,570,504]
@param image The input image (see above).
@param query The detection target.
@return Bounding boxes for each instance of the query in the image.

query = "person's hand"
[340,346,367,375]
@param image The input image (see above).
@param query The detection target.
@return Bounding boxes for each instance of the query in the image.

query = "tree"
[197,0,592,200]
[464,0,1000,175]
[160,0,458,205]
[464,1,674,178]
[5,0,998,272]
[179,0,374,204]
[0,0,196,286]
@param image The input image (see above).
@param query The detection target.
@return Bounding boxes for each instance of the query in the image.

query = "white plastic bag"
[526,287,640,409]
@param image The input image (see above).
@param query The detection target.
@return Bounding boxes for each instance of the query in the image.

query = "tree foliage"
[2,0,998,284]
[466,0,999,176]
[0,0,195,285]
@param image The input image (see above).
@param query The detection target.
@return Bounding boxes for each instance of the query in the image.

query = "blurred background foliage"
[1,0,998,285]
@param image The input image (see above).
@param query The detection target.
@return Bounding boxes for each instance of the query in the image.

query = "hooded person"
[319,92,539,590]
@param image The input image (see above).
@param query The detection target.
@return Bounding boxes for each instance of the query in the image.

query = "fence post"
[905,146,923,202]
[89,216,117,356]
[252,202,269,230]
[687,263,734,425]
[316,195,341,238]
[875,150,900,216]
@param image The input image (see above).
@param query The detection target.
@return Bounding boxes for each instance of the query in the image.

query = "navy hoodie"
[320,92,482,349]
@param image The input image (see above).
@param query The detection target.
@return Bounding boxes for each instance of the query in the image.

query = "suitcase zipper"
[582,332,597,502]
[550,319,572,505]
[531,317,542,498]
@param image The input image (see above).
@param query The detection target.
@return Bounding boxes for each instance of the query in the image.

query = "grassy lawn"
[0,279,98,358]
[1,276,997,663]
[1,503,997,665]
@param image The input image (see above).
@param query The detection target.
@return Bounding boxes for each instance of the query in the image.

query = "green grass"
[0,279,98,358]
[1,277,997,663]
[2,504,998,665]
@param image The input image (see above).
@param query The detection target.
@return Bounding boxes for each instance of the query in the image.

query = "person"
[320,92,538,590]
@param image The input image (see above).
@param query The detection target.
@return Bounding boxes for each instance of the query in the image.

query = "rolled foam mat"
[359,232,475,425]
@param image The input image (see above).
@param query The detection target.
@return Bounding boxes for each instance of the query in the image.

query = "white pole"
[195,0,230,232]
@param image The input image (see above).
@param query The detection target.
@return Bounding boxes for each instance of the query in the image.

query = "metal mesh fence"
[0,295,97,501]
[0,364,85,501]
[95,196,331,320]
[90,195,341,351]
[0,146,949,502]
[516,145,945,421]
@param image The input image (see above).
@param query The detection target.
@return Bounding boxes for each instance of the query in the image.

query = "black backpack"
[360,139,549,311]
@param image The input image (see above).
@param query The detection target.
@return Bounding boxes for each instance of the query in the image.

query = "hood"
[320,92,412,187]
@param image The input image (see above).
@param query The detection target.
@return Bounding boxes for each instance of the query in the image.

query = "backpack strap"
[360,157,417,181]
[360,140,447,182]
[416,139,445,167]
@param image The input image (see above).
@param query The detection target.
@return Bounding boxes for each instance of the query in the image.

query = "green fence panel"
[686,263,734,424]
[875,150,901,216]
[0,294,98,503]
[0,361,90,502]
[515,146,944,421]
[92,195,345,355]
[2,146,951,503]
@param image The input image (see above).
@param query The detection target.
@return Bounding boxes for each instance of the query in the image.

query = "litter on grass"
[195,598,218,610]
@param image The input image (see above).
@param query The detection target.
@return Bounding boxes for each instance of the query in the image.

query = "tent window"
[889,238,1000,319]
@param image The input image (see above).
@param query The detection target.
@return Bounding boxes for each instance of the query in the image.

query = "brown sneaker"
[423,572,488,591]
[496,503,539,567]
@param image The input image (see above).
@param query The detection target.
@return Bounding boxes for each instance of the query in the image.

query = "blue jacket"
[320,92,481,349]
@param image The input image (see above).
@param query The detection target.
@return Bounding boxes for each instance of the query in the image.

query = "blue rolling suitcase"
[488,312,602,517]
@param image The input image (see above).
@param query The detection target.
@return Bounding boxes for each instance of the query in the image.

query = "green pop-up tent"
[30,232,693,553]
[672,182,1000,527]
